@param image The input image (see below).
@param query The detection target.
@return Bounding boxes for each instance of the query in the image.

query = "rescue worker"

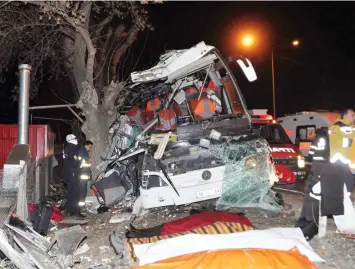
[296,127,328,240]
[325,109,355,212]
[78,141,93,211]
[296,109,355,239]
[63,134,83,218]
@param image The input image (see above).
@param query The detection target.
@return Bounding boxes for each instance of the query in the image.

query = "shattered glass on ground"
[209,135,282,212]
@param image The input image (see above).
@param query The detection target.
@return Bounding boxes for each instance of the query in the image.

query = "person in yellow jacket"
[322,109,355,216]
[348,114,355,175]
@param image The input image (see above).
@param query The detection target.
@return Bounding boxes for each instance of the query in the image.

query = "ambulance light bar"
[249,109,268,116]
[249,109,274,122]
[251,115,274,121]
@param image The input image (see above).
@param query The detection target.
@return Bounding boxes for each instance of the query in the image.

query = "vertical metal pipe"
[271,50,276,119]
[18,64,31,144]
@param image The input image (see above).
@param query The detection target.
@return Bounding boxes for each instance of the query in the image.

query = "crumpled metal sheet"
[209,135,282,211]
[48,225,87,268]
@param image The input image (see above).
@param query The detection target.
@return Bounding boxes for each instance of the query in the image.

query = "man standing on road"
[63,134,84,218]
[78,141,93,211]
[296,127,329,240]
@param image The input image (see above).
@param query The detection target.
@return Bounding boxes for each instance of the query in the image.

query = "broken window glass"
[209,135,282,211]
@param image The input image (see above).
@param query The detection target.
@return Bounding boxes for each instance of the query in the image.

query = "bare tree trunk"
[82,108,111,179]
[78,82,123,178]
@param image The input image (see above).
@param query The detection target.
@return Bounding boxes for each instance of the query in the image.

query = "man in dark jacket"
[78,141,93,209]
[63,134,83,218]
[296,127,328,240]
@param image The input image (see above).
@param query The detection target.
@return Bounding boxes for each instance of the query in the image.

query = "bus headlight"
[297,155,305,168]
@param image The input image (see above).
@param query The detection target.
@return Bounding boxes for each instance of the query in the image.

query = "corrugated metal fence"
[0,124,55,169]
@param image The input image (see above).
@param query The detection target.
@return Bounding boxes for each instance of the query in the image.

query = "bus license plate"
[196,188,222,198]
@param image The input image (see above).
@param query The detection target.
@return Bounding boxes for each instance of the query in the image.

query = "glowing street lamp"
[292,39,300,47]
[239,34,300,118]
[241,34,254,47]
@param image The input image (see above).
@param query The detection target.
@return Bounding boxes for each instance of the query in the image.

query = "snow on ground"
[73,184,355,269]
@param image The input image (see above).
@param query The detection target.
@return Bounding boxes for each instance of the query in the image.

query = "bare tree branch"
[0,0,152,176]
[111,24,139,82]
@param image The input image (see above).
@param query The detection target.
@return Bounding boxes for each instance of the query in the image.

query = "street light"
[242,34,254,47]
[271,39,299,119]
[241,35,299,118]
[292,39,300,47]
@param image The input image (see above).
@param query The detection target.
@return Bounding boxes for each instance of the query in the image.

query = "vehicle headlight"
[297,155,305,168]
[245,156,257,169]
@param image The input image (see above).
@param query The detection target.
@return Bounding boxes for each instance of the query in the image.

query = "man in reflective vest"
[296,127,329,240]
[78,141,93,211]
[326,109,355,203]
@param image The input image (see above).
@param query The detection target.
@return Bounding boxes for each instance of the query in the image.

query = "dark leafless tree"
[0,1,156,176]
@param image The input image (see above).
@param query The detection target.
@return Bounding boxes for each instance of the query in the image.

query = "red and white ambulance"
[249,109,307,185]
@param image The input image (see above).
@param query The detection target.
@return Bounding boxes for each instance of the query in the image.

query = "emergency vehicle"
[277,111,340,157]
[249,109,307,184]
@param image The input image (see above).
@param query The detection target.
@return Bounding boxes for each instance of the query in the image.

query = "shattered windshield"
[253,124,292,144]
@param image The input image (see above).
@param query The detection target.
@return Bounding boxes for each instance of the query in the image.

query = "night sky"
[1,1,355,141]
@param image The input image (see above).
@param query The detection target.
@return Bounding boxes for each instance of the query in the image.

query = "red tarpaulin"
[161,211,252,236]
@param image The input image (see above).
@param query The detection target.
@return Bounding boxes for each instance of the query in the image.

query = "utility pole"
[271,50,276,119]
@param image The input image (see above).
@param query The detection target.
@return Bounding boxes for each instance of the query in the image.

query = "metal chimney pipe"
[18,64,31,144]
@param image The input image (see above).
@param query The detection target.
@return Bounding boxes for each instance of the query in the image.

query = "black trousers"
[79,180,88,202]
[298,162,322,222]
[66,175,80,215]
[296,162,323,240]
[320,162,354,216]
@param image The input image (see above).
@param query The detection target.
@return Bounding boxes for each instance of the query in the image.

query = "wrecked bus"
[121,42,280,213]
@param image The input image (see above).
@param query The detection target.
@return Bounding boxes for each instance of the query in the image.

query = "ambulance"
[249,109,307,184]
[277,111,340,157]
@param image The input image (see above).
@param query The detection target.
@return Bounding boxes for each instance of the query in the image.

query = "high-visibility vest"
[308,128,330,162]
[328,119,355,170]
[127,106,146,127]
[348,124,355,173]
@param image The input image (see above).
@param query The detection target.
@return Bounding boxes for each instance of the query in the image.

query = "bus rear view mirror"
[236,58,257,82]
